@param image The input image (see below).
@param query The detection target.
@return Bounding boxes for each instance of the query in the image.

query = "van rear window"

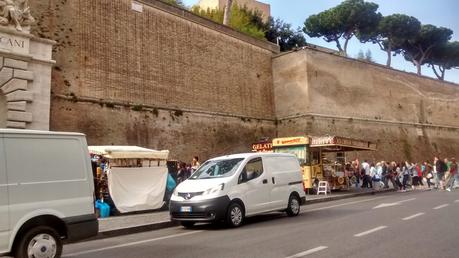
[4,137,87,183]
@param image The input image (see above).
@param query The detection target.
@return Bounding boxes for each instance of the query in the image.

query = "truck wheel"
[226,203,244,227]
[15,226,62,258]
[286,194,301,217]
[181,221,196,228]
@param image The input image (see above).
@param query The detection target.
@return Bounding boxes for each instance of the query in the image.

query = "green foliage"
[427,41,459,80]
[265,17,306,51]
[401,24,453,75]
[192,3,266,40]
[303,0,381,55]
[160,0,186,8]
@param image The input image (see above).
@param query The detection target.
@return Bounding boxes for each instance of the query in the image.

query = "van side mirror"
[238,170,247,184]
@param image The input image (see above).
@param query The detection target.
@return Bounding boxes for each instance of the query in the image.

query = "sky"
[182,0,459,84]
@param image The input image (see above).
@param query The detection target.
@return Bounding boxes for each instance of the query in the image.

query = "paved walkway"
[96,187,393,237]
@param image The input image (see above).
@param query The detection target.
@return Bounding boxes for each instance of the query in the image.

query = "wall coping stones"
[273,46,459,88]
[139,0,279,53]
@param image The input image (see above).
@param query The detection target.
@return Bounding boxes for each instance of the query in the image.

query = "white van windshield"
[190,158,244,179]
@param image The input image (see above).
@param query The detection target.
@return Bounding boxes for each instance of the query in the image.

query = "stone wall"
[273,47,459,161]
[30,0,278,160]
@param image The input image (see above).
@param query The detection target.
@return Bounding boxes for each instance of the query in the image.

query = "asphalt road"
[63,190,459,258]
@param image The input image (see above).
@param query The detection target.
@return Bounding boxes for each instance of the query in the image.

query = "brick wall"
[30,0,278,160]
[31,0,276,119]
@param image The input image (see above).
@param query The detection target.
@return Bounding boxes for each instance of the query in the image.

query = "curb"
[87,188,396,241]
[304,188,396,205]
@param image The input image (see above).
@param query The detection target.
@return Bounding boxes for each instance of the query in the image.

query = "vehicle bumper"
[170,195,231,222]
[64,214,98,242]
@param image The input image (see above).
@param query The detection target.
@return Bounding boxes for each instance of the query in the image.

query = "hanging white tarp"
[88,146,169,160]
[107,166,168,213]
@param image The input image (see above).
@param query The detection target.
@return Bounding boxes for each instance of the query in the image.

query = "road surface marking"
[64,230,203,257]
[402,212,425,220]
[354,226,387,237]
[433,204,449,210]
[454,200,459,203]
[285,246,328,258]
[373,198,416,209]
[305,197,385,213]
[398,198,416,203]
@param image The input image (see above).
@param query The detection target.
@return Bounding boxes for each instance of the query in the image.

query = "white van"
[0,129,98,258]
[170,153,306,227]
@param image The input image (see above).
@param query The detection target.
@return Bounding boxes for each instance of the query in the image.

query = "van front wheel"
[226,203,244,227]
[15,225,63,258]
[286,194,301,217]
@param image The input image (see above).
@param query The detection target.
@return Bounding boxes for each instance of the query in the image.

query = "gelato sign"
[0,32,29,54]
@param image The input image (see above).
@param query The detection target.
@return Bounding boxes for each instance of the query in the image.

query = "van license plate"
[180,206,192,212]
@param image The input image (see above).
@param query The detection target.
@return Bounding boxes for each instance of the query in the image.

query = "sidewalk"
[93,187,394,240]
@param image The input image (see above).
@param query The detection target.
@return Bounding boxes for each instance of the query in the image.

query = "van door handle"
[262,179,268,184]
[272,177,275,184]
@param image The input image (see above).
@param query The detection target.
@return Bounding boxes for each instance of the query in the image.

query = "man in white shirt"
[361,160,371,188]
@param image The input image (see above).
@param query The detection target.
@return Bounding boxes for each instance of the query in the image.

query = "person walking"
[435,157,447,190]
[446,158,457,191]
[372,162,383,190]
[361,160,371,188]
[402,162,411,192]
[387,161,398,190]
[424,161,434,189]
[191,156,200,172]
[352,160,360,189]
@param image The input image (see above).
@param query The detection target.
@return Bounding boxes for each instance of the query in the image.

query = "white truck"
[0,129,98,258]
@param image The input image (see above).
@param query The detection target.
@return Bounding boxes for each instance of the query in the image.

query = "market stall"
[89,146,170,214]
[311,136,376,190]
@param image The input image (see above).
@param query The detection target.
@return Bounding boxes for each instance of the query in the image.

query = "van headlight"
[203,183,225,195]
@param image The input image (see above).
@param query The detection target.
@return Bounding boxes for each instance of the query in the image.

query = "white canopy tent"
[88,145,169,160]
[89,146,170,213]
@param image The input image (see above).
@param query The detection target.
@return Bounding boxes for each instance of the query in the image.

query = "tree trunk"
[413,59,421,75]
[385,46,392,67]
[343,37,350,56]
[223,0,233,26]
[335,39,344,54]
[432,65,445,81]
[440,66,445,81]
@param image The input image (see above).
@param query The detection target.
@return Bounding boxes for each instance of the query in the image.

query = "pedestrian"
[372,162,383,190]
[361,160,371,188]
[402,161,411,191]
[434,156,447,190]
[191,156,200,172]
[352,160,360,188]
[424,161,434,189]
[395,163,403,191]
[446,158,457,191]
[176,162,190,184]
[387,161,398,189]
[381,161,388,188]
